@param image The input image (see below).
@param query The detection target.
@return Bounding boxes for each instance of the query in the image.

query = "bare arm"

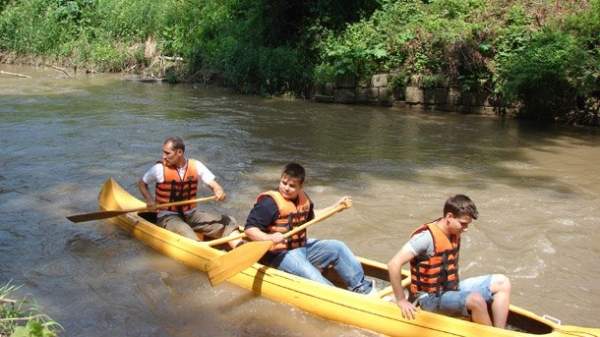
[388,244,418,320]
[206,179,226,201]
[137,179,155,208]
[244,227,285,244]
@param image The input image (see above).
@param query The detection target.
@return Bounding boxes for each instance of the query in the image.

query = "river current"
[1,65,599,336]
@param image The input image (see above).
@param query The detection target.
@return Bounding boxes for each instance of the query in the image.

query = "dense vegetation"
[1,0,598,125]
[1,283,60,337]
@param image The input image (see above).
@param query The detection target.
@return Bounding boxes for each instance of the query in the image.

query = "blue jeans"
[417,275,493,316]
[267,239,373,294]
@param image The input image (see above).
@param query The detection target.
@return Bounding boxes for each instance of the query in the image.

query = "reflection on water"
[1,64,599,336]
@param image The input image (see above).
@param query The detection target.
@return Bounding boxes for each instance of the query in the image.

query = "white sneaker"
[367,279,378,296]
[382,294,395,302]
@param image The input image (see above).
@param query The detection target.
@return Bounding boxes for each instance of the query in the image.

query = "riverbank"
[0,283,60,337]
[0,50,184,82]
[1,0,598,126]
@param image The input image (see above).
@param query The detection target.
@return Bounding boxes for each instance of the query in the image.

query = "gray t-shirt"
[405,230,435,258]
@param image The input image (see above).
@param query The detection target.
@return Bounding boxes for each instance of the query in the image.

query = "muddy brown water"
[1,64,599,336]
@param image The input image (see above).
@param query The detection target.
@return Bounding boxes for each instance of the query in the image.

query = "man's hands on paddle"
[396,298,418,320]
[208,180,226,201]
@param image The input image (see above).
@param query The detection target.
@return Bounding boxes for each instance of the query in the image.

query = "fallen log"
[0,70,31,78]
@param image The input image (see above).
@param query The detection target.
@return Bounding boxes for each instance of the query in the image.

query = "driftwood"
[0,298,16,304]
[0,315,43,322]
[0,70,31,78]
[159,56,183,62]
[46,64,72,78]
[125,64,137,73]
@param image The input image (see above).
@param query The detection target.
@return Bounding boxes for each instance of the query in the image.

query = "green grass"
[1,282,61,337]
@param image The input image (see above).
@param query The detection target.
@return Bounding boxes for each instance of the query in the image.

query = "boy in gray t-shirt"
[387,195,512,329]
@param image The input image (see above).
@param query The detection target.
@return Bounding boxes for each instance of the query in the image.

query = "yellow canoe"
[97,178,599,337]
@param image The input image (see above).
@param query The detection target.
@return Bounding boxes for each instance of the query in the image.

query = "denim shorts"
[417,275,493,317]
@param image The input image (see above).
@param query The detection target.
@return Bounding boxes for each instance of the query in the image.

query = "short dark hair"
[282,162,306,183]
[164,136,185,152]
[443,194,478,219]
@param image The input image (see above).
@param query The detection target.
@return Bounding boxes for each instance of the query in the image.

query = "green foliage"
[421,74,446,89]
[491,1,599,123]
[497,29,587,121]
[11,320,56,337]
[185,0,380,95]
[0,0,176,68]
[0,0,598,124]
[317,0,491,87]
[1,283,60,337]
[313,62,337,85]
[390,70,409,99]
[317,0,596,124]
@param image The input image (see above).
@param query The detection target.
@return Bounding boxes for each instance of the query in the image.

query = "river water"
[1,65,599,336]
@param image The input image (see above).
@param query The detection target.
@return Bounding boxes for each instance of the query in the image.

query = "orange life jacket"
[257,190,311,252]
[409,221,460,298]
[155,160,198,213]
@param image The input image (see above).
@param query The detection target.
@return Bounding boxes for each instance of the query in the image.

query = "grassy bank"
[1,0,598,125]
[0,283,60,337]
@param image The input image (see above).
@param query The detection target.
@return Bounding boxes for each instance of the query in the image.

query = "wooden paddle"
[207,201,350,286]
[67,196,217,223]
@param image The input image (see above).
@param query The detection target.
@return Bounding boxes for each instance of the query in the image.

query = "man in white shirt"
[138,137,241,248]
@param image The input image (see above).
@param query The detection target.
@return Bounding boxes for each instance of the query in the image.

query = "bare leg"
[490,274,511,328]
[466,292,492,326]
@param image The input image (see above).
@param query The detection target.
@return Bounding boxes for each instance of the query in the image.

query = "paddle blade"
[207,241,272,286]
[67,209,129,223]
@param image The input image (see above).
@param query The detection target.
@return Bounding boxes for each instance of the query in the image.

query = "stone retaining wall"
[314,73,506,115]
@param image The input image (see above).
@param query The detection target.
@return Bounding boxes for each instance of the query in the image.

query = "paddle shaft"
[203,204,347,247]
[204,204,347,248]
[205,232,246,247]
[132,196,217,212]
[207,201,350,286]
[282,203,347,240]
[67,195,217,222]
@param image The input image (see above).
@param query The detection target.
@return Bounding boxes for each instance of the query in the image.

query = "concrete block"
[460,92,489,106]
[448,87,461,106]
[356,87,378,104]
[378,87,393,106]
[371,73,389,88]
[335,75,356,88]
[405,86,424,104]
[423,88,448,105]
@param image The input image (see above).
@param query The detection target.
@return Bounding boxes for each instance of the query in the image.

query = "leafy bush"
[1,0,598,124]
[1,283,61,337]
[497,28,591,122]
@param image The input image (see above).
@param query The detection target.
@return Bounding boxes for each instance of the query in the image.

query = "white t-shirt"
[142,159,216,185]
[142,159,216,216]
